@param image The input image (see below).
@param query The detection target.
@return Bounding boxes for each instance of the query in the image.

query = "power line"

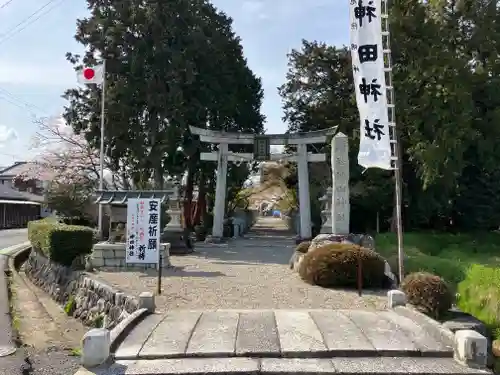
[0,0,66,46]
[0,0,15,11]
[0,87,46,114]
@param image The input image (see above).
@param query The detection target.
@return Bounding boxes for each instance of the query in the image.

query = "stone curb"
[394,305,456,345]
[0,255,16,358]
[0,241,31,256]
[0,243,31,358]
[389,291,489,370]
[110,308,149,353]
[74,357,492,375]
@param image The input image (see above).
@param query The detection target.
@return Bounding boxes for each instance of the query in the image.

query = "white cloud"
[239,0,270,20]
[0,125,17,144]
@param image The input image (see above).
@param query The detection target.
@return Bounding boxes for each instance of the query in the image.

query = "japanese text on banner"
[126,198,161,264]
[350,0,392,170]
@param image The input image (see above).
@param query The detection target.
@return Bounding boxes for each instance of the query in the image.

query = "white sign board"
[126,198,161,264]
[350,0,392,170]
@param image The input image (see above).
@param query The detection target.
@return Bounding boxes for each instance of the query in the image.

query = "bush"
[457,264,500,330]
[400,272,453,320]
[28,219,94,267]
[298,242,386,288]
[295,241,311,253]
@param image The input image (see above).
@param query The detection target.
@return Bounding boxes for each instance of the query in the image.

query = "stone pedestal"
[162,187,194,255]
[91,242,171,269]
[331,133,350,235]
[319,187,333,233]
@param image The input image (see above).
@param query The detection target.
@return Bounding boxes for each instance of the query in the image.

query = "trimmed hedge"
[400,272,452,320]
[298,242,386,288]
[28,219,94,267]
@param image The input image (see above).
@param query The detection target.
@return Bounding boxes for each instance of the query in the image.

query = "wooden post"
[357,252,363,296]
[156,252,162,295]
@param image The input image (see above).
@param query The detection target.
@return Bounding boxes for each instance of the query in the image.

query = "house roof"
[0,183,44,202]
[94,190,176,205]
[0,161,53,181]
[0,161,29,177]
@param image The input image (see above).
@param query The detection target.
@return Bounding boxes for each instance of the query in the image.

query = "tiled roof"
[0,161,53,181]
[0,183,44,202]
[94,190,175,205]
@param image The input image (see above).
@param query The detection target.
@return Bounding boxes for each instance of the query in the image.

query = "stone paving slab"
[83,357,491,375]
[114,309,454,360]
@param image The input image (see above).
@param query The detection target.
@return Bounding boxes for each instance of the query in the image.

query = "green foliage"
[400,272,453,320]
[279,1,500,232]
[376,231,500,287]
[457,265,500,331]
[46,183,93,222]
[295,241,311,253]
[298,243,386,288]
[28,219,94,267]
[63,0,264,203]
[64,295,75,316]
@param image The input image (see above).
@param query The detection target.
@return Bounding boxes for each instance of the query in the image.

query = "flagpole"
[98,59,106,240]
[381,0,404,279]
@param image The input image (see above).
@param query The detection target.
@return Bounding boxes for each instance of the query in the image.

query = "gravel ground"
[94,218,387,312]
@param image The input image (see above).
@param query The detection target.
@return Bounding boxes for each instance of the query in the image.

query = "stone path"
[97,308,491,375]
[84,218,491,374]
[115,309,454,360]
[92,217,386,312]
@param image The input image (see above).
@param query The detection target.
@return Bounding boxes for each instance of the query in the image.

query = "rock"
[309,233,376,252]
[442,309,488,337]
[289,251,305,272]
[492,340,500,358]
[309,233,346,252]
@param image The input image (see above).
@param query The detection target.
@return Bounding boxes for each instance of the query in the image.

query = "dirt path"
[10,263,87,375]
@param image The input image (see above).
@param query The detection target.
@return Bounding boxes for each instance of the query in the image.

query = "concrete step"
[78,357,491,375]
[113,309,455,361]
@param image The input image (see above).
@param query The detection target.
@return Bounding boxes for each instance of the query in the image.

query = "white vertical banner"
[126,198,161,264]
[349,0,392,170]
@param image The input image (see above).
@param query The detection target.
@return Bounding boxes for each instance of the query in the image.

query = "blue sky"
[0,0,349,166]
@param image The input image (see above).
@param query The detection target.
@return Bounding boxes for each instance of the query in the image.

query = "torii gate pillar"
[212,143,228,240]
[297,143,312,239]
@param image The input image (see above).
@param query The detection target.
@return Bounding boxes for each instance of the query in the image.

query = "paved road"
[0,228,30,375]
[0,229,28,254]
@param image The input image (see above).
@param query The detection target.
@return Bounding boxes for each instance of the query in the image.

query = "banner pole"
[98,60,106,240]
[381,0,404,280]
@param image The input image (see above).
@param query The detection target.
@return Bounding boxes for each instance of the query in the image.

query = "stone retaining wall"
[24,249,140,329]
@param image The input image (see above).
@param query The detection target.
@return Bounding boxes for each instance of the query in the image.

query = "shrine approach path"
[92,216,387,313]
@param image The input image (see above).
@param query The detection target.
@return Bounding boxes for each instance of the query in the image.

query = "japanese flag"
[77,64,104,85]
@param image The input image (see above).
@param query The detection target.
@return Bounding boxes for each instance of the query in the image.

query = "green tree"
[279,41,394,232]
[63,0,264,229]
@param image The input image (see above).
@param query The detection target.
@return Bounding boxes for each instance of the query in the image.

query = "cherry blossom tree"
[16,116,129,219]
[18,116,130,190]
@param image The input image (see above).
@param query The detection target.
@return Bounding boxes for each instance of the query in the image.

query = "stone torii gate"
[189,126,337,242]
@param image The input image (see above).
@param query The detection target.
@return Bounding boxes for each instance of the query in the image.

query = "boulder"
[289,251,305,272]
[308,233,347,252]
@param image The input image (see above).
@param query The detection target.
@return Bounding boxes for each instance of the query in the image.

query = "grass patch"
[5,270,21,346]
[69,347,81,357]
[376,231,500,286]
[376,231,500,337]
[64,295,75,316]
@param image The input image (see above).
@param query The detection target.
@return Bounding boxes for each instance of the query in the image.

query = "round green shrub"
[295,241,311,253]
[298,242,386,288]
[400,272,452,319]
